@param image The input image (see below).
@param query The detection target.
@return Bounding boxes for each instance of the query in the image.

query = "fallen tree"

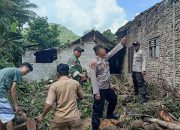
[14,75,180,130]
[144,117,180,130]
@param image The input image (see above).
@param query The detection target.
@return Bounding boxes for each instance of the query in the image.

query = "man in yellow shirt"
[38,63,84,130]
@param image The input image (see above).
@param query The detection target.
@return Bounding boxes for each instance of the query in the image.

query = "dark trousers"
[92,88,117,130]
[132,72,147,96]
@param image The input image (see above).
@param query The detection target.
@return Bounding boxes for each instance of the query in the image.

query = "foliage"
[79,81,93,118]
[17,81,52,130]
[0,0,37,34]
[164,100,180,119]
[49,23,80,47]
[0,0,78,68]
[14,75,180,130]
[17,80,93,130]
[0,28,30,67]
[103,29,117,49]
[27,17,61,49]
[0,0,37,67]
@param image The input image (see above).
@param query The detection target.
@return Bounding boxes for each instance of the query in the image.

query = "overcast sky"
[30,0,162,36]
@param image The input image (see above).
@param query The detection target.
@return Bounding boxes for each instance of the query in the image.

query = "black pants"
[132,72,147,95]
[92,88,117,130]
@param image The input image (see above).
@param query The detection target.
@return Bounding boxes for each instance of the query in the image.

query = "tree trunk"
[144,117,180,130]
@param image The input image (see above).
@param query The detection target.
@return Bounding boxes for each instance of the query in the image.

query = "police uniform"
[132,42,147,103]
[90,43,124,130]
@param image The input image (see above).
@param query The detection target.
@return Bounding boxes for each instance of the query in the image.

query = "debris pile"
[84,74,180,130]
[1,75,179,130]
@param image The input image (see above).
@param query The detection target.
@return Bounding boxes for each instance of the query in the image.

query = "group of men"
[0,37,148,130]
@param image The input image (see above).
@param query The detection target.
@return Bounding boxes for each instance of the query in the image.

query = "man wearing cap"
[68,46,87,85]
[132,42,148,104]
[38,63,84,130]
[90,37,126,130]
[0,62,33,130]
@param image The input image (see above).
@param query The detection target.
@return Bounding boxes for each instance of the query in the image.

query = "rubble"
[84,75,180,130]
[1,74,179,130]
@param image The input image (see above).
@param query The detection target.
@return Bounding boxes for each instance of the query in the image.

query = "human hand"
[15,105,21,114]
[36,114,44,123]
[81,74,87,81]
[17,111,27,118]
[95,94,101,100]
[121,37,127,46]
[142,71,146,77]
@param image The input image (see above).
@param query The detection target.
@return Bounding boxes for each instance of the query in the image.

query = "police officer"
[90,37,126,130]
[132,42,148,104]
[68,46,87,85]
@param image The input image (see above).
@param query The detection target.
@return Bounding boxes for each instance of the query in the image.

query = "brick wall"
[117,0,180,87]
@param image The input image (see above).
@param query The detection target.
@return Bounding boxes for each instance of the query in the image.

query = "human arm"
[68,59,87,81]
[90,60,100,100]
[77,73,87,81]
[11,82,20,113]
[11,71,22,113]
[37,104,52,122]
[107,37,127,60]
[37,86,56,122]
[77,82,84,100]
[142,50,146,76]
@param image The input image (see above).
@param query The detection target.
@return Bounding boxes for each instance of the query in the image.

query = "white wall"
[22,42,96,82]
[59,42,96,74]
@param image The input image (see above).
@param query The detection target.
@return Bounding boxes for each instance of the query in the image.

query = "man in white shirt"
[132,42,148,104]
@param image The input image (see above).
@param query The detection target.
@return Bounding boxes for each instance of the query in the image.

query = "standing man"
[90,37,126,130]
[132,42,148,104]
[68,46,87,85]
[0,62,33,130]
[38,63,84,130]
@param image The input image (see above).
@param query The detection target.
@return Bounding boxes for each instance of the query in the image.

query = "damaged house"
[22,30,115,82]
[115,0,180,87]
[23,0,179,87]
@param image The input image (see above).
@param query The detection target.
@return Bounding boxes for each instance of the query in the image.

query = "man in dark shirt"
[0,62,33,130]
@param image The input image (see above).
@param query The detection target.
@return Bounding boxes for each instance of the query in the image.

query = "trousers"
[92,88,117,130]
[51,119,84,130]
[132,72,147,95]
